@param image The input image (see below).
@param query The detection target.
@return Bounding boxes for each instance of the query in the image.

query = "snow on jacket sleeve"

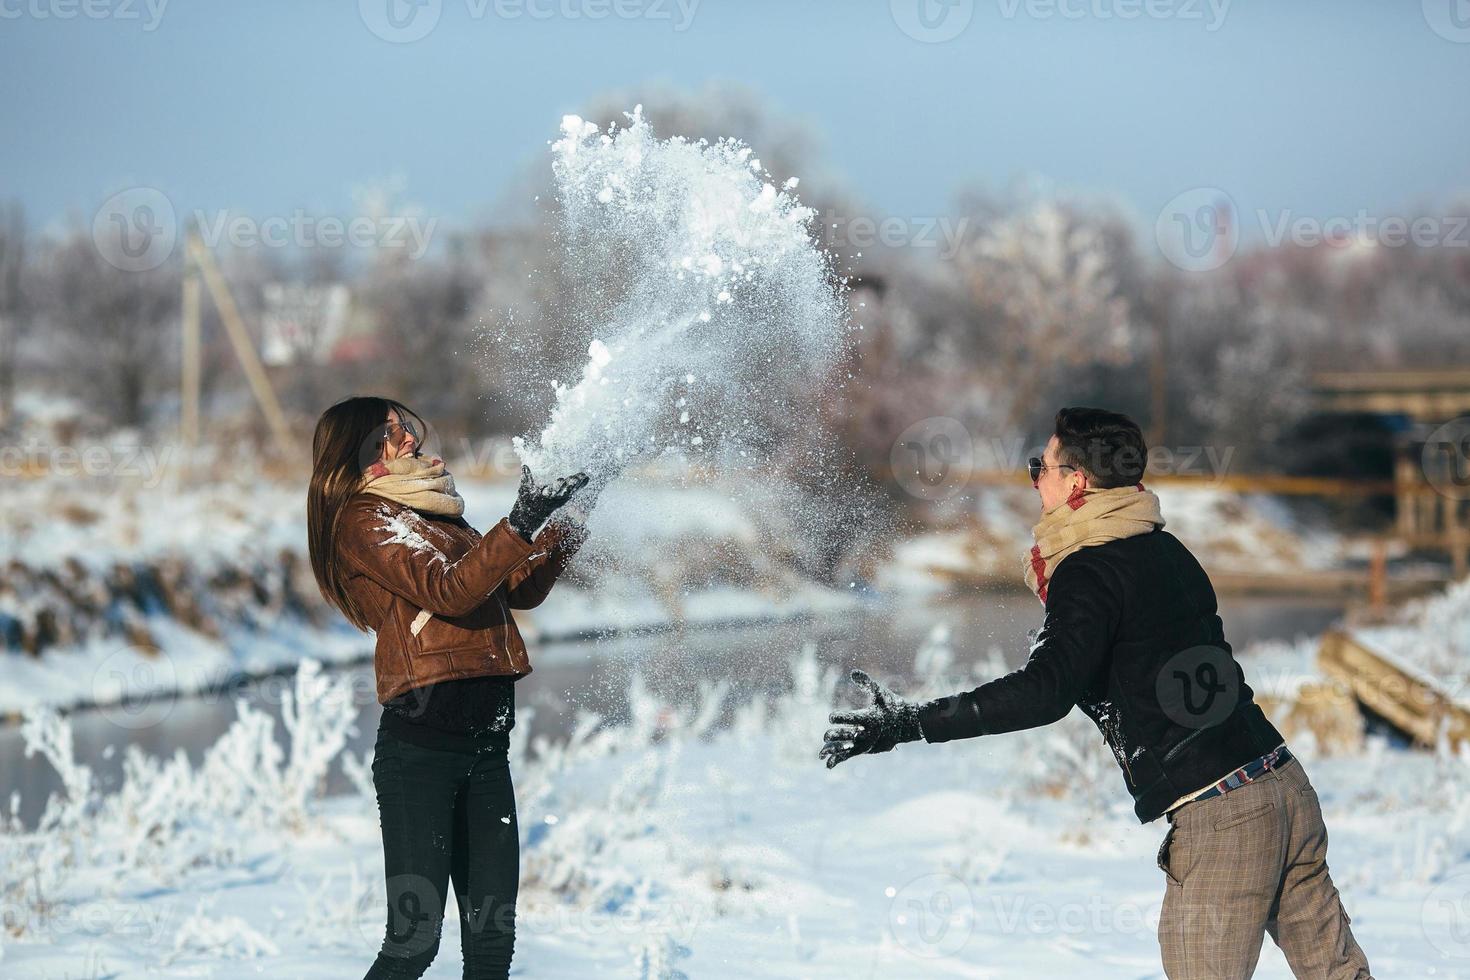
[339,499,539,619]
[917,556,1121,742]
[504,519,586,610]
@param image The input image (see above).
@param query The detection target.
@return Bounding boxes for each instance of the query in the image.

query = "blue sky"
[3,0,1468,242]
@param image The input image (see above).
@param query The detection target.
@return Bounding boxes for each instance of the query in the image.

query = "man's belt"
[1190,743,1293,805]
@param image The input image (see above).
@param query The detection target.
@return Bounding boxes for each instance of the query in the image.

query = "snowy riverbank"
[2,463,1358,718]
[0,471,862,717]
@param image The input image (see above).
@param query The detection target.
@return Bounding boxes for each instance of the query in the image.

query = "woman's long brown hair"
[307,395,424,631]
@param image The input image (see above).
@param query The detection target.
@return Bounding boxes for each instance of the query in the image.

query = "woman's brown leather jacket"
[336,493,580,703]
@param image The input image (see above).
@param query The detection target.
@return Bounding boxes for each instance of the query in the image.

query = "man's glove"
[508,465,590,541]
[819,669,924,769]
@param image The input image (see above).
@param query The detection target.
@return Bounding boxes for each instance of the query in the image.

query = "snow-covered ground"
[2,626,1463,978]
[1354,577,1470,710]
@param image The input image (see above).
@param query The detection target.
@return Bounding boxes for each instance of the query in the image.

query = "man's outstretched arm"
[820,670,924,769]
[918,560,1122,743]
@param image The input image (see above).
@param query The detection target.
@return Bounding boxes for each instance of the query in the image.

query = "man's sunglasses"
[1028,457,1077,484]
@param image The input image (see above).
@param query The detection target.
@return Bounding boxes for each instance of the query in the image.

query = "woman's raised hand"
[507,465,590,541]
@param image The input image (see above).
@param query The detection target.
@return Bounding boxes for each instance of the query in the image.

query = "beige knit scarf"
[1024,483,1164,602]
[361,455,465,517]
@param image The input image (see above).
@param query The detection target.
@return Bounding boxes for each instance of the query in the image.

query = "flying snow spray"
[512,107,850,489]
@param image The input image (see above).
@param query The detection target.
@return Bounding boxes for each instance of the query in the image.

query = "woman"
[307,396,589,979]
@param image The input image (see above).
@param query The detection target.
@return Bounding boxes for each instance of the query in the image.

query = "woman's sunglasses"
[384,419,418,447]
[1028,457,1077,484]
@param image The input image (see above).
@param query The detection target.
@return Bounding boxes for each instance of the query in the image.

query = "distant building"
[1313,368,1470,575]
[260,282,357,366]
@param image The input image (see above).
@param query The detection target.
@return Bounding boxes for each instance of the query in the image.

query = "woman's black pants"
[365,719,519,979]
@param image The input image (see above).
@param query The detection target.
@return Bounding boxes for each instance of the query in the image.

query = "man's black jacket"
[917,529,1285,823]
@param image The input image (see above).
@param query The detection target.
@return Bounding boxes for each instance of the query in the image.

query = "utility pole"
[183,233,300,457]
[1149,314,1168,449]
[0,204,23,428]
[181,236,201,455]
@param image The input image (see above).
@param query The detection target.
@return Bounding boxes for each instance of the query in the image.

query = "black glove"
[508,465,589,541]
[558,473,607,522]
[819,669,924,769]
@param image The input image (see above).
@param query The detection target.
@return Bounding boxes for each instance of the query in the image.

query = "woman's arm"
[338,497,541,619]
[505,518,587,609]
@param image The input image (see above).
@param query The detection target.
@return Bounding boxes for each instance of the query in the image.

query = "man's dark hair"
[1053,407,1148,488]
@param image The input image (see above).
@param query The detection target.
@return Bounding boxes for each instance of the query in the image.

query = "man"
[821,407,1371,979]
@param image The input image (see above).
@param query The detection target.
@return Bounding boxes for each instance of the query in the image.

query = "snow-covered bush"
[0,659,352,942]
[166,897,280,963]
[633,926,691,979]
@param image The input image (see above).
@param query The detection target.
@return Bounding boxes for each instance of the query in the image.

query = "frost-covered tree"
[0,201,28,426]
[32,229,179,428]
[952,198,1138,431]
